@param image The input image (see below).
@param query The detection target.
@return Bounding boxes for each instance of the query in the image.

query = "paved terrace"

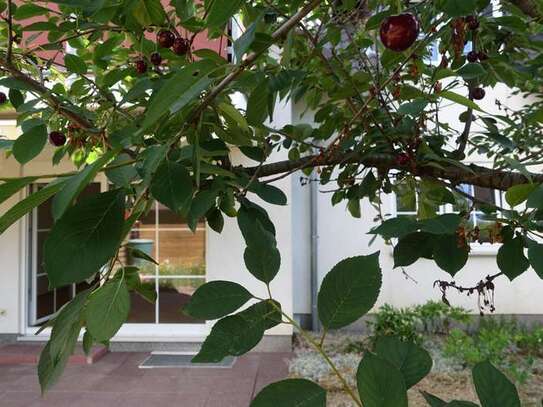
[0,351,292,407]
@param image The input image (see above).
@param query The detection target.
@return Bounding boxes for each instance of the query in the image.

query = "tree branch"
[244,152,542,191]
[506,0,542,20]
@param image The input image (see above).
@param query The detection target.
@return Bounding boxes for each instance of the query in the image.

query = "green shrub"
[443,319,539,383]
[367,304,422,345]
[414,300,471,335]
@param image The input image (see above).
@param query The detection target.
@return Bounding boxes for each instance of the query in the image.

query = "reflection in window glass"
[124,202,206,324]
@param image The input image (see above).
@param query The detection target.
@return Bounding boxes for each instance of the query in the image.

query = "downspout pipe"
[310,168,321,332]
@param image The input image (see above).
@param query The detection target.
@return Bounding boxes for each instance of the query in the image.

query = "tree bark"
[246,152,542,191]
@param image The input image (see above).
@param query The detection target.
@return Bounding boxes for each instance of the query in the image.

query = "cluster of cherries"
[135,29,190,74]
[379,13,487,101]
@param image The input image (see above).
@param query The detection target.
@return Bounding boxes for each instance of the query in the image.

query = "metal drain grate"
[139,353,236,369]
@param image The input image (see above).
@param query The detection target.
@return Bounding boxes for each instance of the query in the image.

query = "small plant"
[414,300,471,335]
[367,304,422,345]
[443,319,540,384]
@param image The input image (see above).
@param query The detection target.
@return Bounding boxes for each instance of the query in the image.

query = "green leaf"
[9,88,24,108]
[421,392,478,407]
[150,160,193,214]
[243,222,281,283]
[44,190,125,287]
[472,361,520,407]
[437,0,478,17]
[398,99,428,116]
[251,379,326,407]
[374,336,432,389]
[237,200,276,243]
[246,79,270,126]
[456,63,486,80]
[85,278,130,342]
[49,291,90,361]
[105,153,138,187]
[440,90,483,112]
[527,241,543,279]
[0,180,66,234]
[131,0,166,26]
[192,300,280,363]
[318,253,382,329]
[126,245,159,265]
[497,237,529,280]
[505,184,537,207]
[140,61,216,132]
[356,352,408,407]
[52,150,115,221]
[433,234,469,277]
[183,281,253,320]
[234,17,261,62]
[418,214,462,234]
[394,232,434,268]
[251,182,287,206]
[64,54,88,74]
[526,184,543,209]
[12,123,47,164]
[369,217,418,239]
[206,0,243,29]
[13,4,49,19]
[38,329,79,394]
[0,177,38,206]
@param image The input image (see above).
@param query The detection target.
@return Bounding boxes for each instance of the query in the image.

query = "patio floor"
[0,352,292,407]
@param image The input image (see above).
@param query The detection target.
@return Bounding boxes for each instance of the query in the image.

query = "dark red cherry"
[150,52,162,66]
[135,59,147,74]
[478,52,489,61]
[396,153,411,166]
[172,38,190,55]
[157,29,175,48]
[48,131,66,147]
[380,13,420,52]
[470,87,486,100]
[466,16,480,30]
[467,51,479,63]
[0,92,6,104]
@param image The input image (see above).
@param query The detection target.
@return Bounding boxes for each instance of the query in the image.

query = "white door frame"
[19,180,213,341]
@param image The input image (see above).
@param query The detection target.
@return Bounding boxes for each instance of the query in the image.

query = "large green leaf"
[192,300,280,363]
[374,336,432,389]
[246,79,270,125]
[64,54,88,74]
[243,222,281,283]
[394,232,434,267]
[85,277,130,341]
[183,280,253,320]
[0,179,66,234]
[440,91,483,112]
[497,237,529,280]
[237,200,276,243]
[369,217,418,239]
[52,150,115,221]
[527,241,543,279]
[44,190,125,287]
[0,177,38,206]
[356,352,408,407]
[251,379,326,407]
[318,253,382,329]
[131,0,166,26]
[418,214,462,235]
[150,160,193,214]
[472,361,520,407]
[421,392,479,407]
[206,0,243,29]
[140,61,216,132]
[437,0,478,17]
[12,122,48,164]
[505,184,537,207]
[432,234,469,277]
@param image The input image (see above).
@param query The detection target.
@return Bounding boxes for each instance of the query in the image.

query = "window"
[394,184,505,245]
[123,202,206,324]
[28,183,101,326]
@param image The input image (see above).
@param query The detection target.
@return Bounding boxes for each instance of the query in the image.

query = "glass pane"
[158,230,205,276]
[56,285,73,311]
[126,229,156,276]
[158,203,185,226]
[37,196,54,229]
[158,278,205,323]
[36,231,48,274]
[36,275,54,319]
[126,279,156,323]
